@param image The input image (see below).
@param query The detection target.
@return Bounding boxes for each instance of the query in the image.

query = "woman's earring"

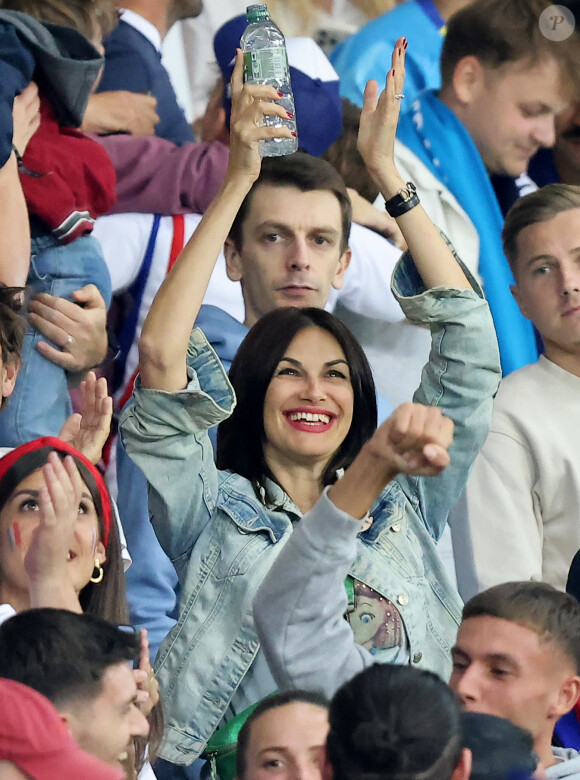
[90,559,104,584]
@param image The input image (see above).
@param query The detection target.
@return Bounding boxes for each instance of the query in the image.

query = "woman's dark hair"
[327,665,463,780]
[0,446,127,624]
[216,307,377,501]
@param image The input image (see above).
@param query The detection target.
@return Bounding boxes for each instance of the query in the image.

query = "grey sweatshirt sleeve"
[253,488,374,698]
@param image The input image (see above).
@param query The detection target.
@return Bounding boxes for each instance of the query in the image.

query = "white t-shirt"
[0,603,16,626]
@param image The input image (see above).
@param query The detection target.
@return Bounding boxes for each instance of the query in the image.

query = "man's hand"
[28,284,108,373]
[58,371,112,464]
[12,82,41,156]
[368,402,454,478]
[82,91,159,136]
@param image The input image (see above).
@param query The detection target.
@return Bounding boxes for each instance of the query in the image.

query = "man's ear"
[330,248,352,291]
[451,748,472,780]
[225,236,243,282]
[451,56,485,106]
[510,283,531,320]
[549,674,580,720]
[1,359,18,400]
[59,707,79,737]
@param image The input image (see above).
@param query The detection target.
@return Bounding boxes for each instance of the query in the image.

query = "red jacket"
[20,99,117,244]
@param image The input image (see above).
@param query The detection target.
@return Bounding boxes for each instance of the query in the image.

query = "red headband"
[0,437,112,548]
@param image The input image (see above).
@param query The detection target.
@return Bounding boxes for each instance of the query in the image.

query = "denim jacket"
[119,253,500,765]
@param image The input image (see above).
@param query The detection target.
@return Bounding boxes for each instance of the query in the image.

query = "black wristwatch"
[384,182,420,218]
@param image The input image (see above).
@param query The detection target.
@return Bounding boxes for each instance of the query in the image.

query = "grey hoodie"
[547,748,580,780]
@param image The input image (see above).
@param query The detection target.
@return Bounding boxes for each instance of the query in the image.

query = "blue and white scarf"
[397,89,539,375]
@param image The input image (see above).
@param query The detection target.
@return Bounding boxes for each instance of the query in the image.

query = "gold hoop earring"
[90,559,104,584]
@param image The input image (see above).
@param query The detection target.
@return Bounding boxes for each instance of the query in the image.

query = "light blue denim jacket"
[119,253,500,765]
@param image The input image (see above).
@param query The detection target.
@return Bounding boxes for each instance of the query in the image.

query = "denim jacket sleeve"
[391,245,501,541]
[119,328,235,566]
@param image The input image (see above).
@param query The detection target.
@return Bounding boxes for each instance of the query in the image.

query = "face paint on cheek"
[7,522,21,551]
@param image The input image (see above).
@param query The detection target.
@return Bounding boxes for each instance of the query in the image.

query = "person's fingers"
[98,394,113,427]
[255,100,292,124]
[34,341,78,370]
[58,412,82,443]
[46,452,76,509]
[230,48,244,97]
[362,79,380,112]
[27,309,73,349]
[139,629,152,672]
[95,375,109,401]
[70,284,105,309]
[241,82,285,102]
[42,458,70,525]
[136,689,150,706]
[63,455,84,504]
[81,371,98,413]
[37,483,55,527]
[422,443,451,469]
[386,402,415,447]
[29,293,81,321]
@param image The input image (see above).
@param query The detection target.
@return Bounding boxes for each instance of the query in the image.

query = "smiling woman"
[217,307,374,504]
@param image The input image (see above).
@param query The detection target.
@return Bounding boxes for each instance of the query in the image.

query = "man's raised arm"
[138,50,293,392]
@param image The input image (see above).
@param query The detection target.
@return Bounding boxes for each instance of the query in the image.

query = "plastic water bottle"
[241,4,298,157]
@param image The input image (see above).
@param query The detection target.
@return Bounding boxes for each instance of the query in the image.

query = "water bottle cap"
[246,4,269,21]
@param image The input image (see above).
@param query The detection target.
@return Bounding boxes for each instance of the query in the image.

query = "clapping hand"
[58,371,112,464]
[358,36,407,182]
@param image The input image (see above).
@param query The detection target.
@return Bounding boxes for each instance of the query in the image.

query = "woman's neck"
[266,457,327,514]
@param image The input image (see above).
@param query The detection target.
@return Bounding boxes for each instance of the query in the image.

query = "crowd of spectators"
[0,1,580,780]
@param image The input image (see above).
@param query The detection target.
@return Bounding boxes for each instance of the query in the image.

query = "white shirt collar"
[119,9,162,51]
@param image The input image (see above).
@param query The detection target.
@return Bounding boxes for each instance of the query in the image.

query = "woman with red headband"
[0,437,167,779]
[0,436,126,625]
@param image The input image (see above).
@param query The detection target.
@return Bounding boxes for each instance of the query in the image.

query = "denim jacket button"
[397,593,409,606]
[412,652,422,664]
[390,522,401,532]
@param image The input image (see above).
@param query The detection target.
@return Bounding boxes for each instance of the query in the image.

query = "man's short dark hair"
[440,0,580,93]
[229,152,352,254]
[0,609,140,709]
[236,690,329,779]
[502,183,580,274]
[462,581,580,673]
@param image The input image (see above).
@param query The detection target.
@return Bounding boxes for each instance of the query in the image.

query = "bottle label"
[243,48,289,82]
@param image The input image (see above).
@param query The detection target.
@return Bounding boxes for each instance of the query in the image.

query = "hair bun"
[352,721,401,766]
